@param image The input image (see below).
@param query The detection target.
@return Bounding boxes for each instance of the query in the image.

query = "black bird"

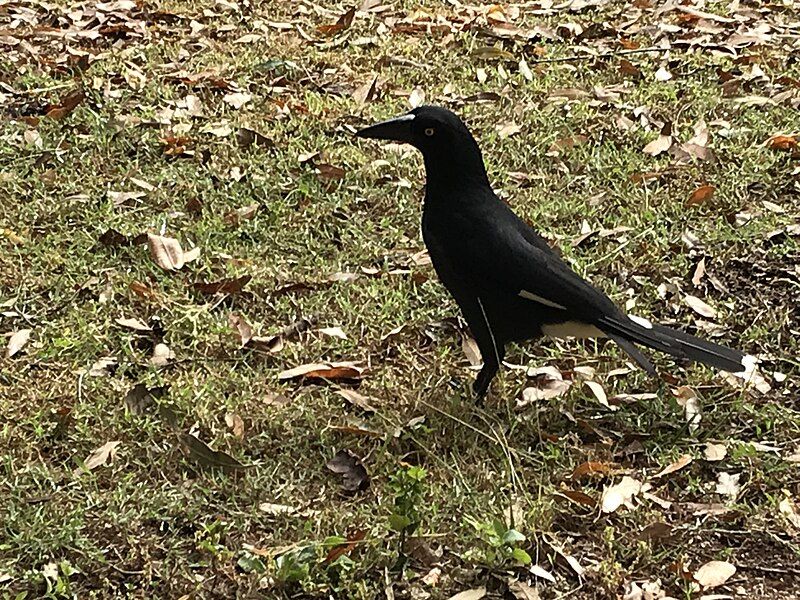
[356,106,748,397]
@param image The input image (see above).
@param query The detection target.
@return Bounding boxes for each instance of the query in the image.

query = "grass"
[1,0,799,598]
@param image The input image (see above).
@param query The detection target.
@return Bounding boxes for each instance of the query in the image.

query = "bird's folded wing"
[465,226,621,321]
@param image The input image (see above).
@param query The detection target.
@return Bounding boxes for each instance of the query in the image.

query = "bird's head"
[356,105,488,189]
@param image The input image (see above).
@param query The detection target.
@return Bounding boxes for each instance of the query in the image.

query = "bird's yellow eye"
[424,128,435,136]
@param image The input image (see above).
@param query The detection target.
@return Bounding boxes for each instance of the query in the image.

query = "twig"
[527,46,667,65]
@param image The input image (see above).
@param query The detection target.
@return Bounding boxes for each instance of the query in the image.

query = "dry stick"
[526,46,667,64]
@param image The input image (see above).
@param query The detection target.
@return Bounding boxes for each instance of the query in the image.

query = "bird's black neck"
[422,140,490,200]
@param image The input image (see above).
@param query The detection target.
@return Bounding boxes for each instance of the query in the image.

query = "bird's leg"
[471,297,505,400]
[473,360,499,399]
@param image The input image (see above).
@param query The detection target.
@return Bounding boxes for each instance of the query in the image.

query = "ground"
[1,0,800,598]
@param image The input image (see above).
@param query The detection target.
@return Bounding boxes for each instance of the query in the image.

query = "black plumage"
[356,106,747,397]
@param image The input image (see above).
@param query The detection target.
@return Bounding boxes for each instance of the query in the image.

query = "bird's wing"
[462,210,621,320]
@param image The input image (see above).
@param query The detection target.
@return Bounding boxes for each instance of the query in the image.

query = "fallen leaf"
[704,443,727,461]
[715,472,740,499]
[571,461,615,479]
[193,275,252,295]
[687,185,715,207]
[181,433,246,470]
[335,389,377,413]
[684,294,717,318]
[225,412,245,439]
[509,580,540,600]
[150,343,174,367]
[448,589,486,600]
[6,329,31,358]
[224,204,258,225]
[147,233,184,271]
[601,476,642,513]
[73,440,121,476]
[653,454,693,478]
[229,313,253,347]
[422,567,442,586]
[497,123,522,139]
[324,530,366,564]
[116,317,151,332]
[643,134,672,156]
[530,564,556,583]
[584,380,611,409]
[693,561,736,589]
[655,66,672,81]
[692,257,707,287]
[278,362,364,382]
[353,74,379,104]
[326,449,369,493]
[766,134,797,151]
[124,382,166,414]
[409,87,425,108]
[779,496,800,529]
[317,6,356,35]
[46,89,85,120]
[673,386,702,433]
[461,331,482,366]
[89,356,117,377]
[223,92,252,109]
[259,502,299,515]
[555,488,598,508]
[520,366,571,404]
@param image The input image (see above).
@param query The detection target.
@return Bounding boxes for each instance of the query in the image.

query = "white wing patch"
[518,290,566,310]
[629,315,653,329]
[542,321,606,339]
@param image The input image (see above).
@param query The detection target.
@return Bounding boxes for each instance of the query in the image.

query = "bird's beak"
[355,114,415,142]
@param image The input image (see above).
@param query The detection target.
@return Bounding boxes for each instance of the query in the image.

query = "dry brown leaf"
[684,294,717,318]
[601,476,642,513]
[73,440,121,476]
[6,329,32,358]
[409,87,425,108]
[643,134,672,156]
[779,496,800,529]
[224,204,258,225]
[353,74,379,104]
[278,362,364,382]
[693,561,736,589]
[673,386,701,433]
[461,332,482,366]
[223,92,252,109]
[508,580,540,600]
[766,134,797,151]
[318,326,347,340]
[653,454,693,478]
[692,257,707,287]
[571,461,615,480]
[150,343,174,367]
[336,389,377,413]
[715,472,740,499]
[147,233,184,271]
[225,412,245,439]
[655,66,672,81]
[326,449,369,493]
[317,6,356,35]
[704,443,727,461]
[497,123,522,139]
[193,275,252,295]
[687,185,715,207]
[115,317,151,332]
[448,589,487,600]
[229,313,253,347]
[584,380,611,409]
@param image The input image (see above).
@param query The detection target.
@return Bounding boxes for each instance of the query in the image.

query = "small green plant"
[273,545,317,584]
[387,465,427,536]
[464,516,532,567]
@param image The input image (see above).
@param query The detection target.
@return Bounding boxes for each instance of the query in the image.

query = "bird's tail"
[598,314,746,374]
